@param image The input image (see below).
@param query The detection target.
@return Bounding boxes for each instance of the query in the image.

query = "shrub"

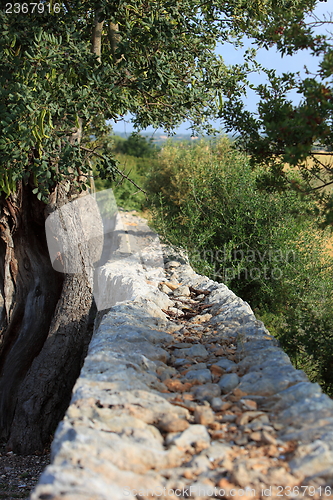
[93,134,159,211]
[113,133,158,158]
[146,137,333,394]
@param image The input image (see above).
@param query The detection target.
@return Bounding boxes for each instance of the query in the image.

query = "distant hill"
[112,130,233,146]
[112,130,201,145]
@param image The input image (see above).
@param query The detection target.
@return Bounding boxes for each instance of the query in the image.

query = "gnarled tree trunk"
[0,181,97,454]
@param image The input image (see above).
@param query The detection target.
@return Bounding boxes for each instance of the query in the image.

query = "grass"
[283,153,333,256]
[283,152,333,193]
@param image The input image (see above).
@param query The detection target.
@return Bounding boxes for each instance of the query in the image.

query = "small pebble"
[173,285,191,297]
[173,342,194,348]
[184,369,212,384]
[218,373,240,393]
[159,284,173,294]
[250,431,262,442]
[157,416,190,433]
[261,430,278,445]
[165,261,181,269]
[193,383,221,402]
[194,406,215,425]
[189,313,212,324]
[221,414,237,423]
[173,358,189,367]
[234,434,248,446]
[174,344,209,359]
[214,358,237,371]
[210,397,225,412]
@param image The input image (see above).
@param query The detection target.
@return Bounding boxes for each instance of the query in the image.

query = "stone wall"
[32,212,333,500]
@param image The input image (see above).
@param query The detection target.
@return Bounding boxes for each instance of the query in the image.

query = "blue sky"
[112,1,331,136]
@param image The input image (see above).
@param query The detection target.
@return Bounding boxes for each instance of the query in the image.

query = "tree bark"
[0,181,98,454]
[108,22,120,60]
[92,9,104,63]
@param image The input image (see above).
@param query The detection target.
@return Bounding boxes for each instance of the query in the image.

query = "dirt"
[0,446,50,500]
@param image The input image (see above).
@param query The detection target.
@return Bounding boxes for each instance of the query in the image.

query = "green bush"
[94,153,157,211]
[93,134,159,211]
[146,138,333,394]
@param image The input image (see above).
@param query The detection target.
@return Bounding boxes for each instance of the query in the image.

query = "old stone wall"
[32,212,333,500]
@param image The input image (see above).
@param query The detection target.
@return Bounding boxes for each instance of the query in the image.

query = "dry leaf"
[233,387,248,398]
[164,282,181,291]
[164,379,195,393]
[210,364,224,376]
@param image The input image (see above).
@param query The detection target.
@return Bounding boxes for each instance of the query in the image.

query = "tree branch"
[107,22,121,60]
[92,9,104,63]
[309,180,333,191]
[80,147,147,197]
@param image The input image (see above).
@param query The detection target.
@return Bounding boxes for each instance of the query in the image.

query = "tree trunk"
[0,182,97,454]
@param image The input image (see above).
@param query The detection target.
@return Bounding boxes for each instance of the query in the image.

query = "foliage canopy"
[0,0,317,201]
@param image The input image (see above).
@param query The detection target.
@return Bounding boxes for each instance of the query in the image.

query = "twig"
[80,146,147,197]
[309,179,333,191]
[63,0,71,13]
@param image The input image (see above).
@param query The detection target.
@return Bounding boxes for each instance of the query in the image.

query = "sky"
[112,1,332,137]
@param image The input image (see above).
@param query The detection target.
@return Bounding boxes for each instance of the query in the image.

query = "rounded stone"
[174,344,209,359]
[194,406,215,425]
[173,358,189,367]
[184,369,212,384]
[214,358,237,371]
[210,397,225,411]
[218,373,240,393]
[173,285,191,297]
[157,415,190,433]
[193,383,221,402]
